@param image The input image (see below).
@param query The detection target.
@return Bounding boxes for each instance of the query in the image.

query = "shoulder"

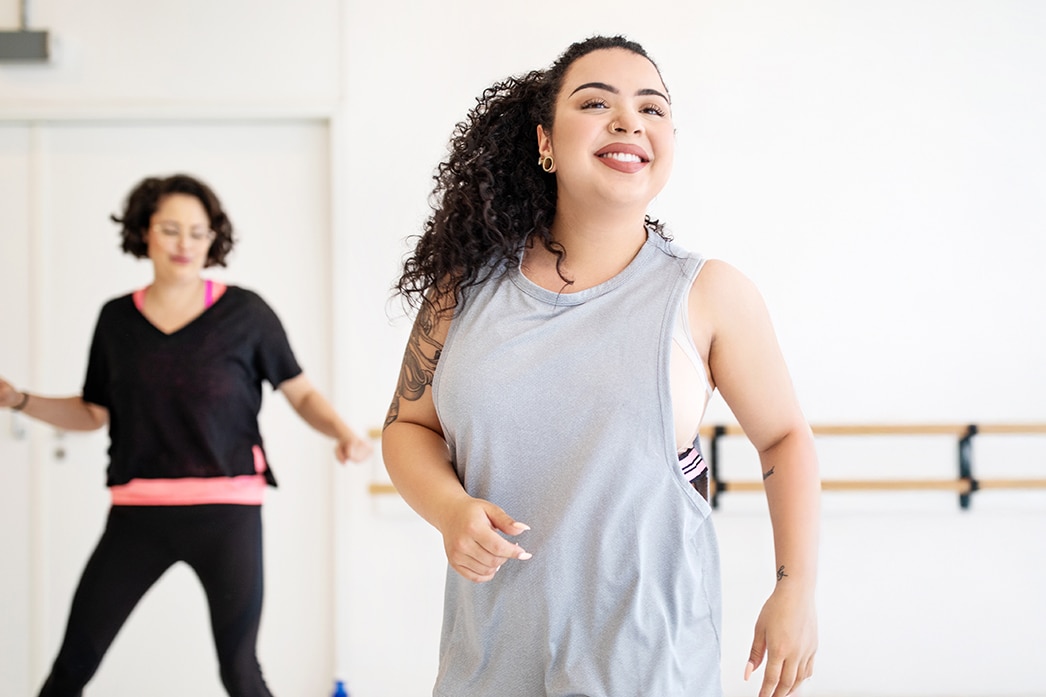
[223,284,259,303]
[689,259,772,348]
[692,259,762,304]
[220,286,276,314]
[96,293,136,321]
[649,232,698,262]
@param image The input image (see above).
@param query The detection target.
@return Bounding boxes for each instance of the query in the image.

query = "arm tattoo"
[763,466,775,481]
[777,565,788,582]
[384,302,443,429]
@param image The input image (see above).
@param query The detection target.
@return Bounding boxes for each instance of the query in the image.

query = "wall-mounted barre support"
[709,424,725,510]
[958,424,976,510]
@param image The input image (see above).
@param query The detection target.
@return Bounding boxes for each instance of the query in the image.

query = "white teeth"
[600,152,642,163]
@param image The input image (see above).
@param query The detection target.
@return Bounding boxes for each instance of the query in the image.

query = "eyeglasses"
[151,222,216,242]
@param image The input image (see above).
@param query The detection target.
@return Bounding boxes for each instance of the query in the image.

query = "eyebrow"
[568,81,670,103]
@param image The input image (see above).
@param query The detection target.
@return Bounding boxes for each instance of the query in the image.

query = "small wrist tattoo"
[776,565,788,582]
[762,466,775,481]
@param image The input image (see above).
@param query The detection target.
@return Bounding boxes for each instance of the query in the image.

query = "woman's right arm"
[381,300,531,583]
[0,377,108,431]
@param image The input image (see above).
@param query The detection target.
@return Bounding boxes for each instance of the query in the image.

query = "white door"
[15,119,335,696]
[0,124,34,697]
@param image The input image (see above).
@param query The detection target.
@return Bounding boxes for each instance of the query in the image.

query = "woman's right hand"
[439,496,532,583]
[0,377,23,409]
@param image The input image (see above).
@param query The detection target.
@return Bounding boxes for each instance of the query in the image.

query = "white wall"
[2,1,1044,696]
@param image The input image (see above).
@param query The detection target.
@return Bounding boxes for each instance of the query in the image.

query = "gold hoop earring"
[538,155,555,173]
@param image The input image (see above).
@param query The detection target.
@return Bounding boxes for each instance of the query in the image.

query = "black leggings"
[37,505,274,697]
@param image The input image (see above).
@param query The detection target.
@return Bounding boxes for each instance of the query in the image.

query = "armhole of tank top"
[671,259,714,468]
[674,260,713,400]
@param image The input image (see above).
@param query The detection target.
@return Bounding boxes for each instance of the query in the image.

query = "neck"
[523,205,649,293]
[554,198,648,263]
[148,275,205,304]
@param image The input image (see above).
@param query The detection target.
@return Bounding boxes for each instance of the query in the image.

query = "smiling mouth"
[599,152,646,163]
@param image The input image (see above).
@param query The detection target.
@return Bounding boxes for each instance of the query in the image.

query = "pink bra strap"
[204,279,214,308]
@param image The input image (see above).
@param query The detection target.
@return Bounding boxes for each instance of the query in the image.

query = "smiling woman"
[382,35,821,697]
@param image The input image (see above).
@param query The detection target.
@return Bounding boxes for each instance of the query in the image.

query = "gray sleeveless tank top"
[432,232,723,697]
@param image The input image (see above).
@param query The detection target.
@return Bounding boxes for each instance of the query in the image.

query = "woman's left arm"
[692,260,820,697]
[279,373,374,463]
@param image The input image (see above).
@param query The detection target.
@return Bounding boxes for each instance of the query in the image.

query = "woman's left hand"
[745,586,818,697]
[335,433,373,463]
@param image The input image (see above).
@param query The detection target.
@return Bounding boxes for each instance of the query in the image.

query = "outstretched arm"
[279,373,373,463]
[0,376,108,431]
[382,299,531,583]
[692,261,820,697]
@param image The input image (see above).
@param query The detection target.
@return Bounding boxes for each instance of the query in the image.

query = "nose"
[609,114,642,135]
[176,230,193,248]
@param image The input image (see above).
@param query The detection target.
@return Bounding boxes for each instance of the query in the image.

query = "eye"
[189,228,213,241]
[159,225,180,236]
[641,103,668,117]
[580,98,610,110]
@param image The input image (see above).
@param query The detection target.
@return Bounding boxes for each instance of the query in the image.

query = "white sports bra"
[671,286,713,483]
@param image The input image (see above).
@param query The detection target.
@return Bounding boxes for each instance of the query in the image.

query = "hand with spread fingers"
[746,586,818,697]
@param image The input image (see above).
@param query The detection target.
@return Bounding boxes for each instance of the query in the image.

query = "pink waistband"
[110,444,269,506]
[110,474,267,506]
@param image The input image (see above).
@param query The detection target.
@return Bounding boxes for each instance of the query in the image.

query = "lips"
[594,143,650,173]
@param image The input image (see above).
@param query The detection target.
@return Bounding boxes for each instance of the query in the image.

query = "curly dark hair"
[395,35,670,316]
[111,173,235,268]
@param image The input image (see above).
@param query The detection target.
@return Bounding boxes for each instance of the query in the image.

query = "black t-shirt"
[82,286,302,487]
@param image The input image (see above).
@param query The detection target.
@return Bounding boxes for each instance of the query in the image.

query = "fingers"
[486,509,532,560]
[791,655,815,695]
[753,653,814,697]
[445,503,532,583]
[759,656,799,697]
[346,437,374,462]
[447,538,527,582]
[334,436,374,464]
[746,632,766,679]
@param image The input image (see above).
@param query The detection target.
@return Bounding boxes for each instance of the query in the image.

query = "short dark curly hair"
[111,173,235,268]
[395,35,669,317]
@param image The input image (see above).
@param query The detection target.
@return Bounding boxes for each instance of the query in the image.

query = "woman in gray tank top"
[383,35,821,697]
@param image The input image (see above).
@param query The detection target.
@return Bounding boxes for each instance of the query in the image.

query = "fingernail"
[744,661,754,681]
[514,522,531,531]
[518,551,532,560]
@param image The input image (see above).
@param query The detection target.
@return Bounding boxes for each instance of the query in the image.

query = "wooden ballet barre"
[713,478,1046,495]
[698,423,1046,438]
[365,423,1046,510]
[703,421,1046,510]
[368,482,398,496]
